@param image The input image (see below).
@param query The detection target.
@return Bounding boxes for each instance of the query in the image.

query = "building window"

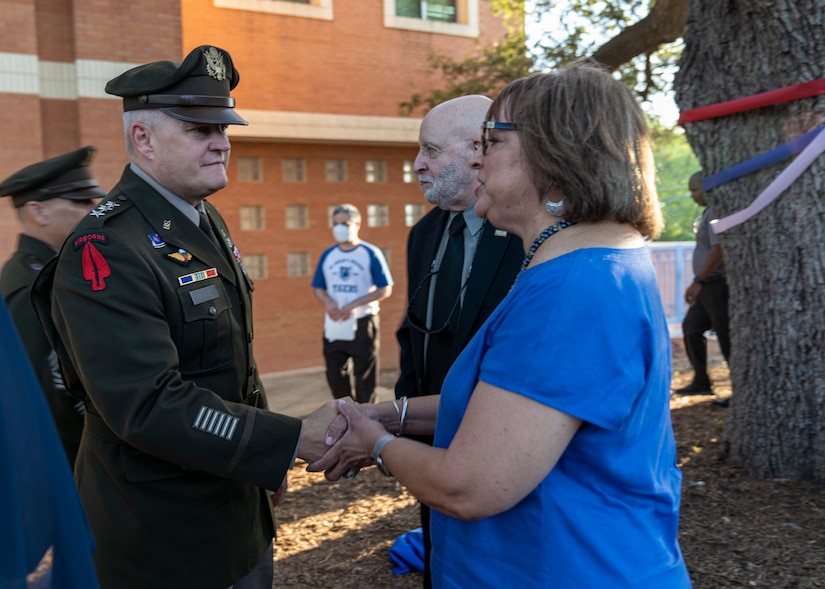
[396,0,456,22]
[367,204,389,227]
[237,157,262,182]
[365,160,387,183]
[383,0,478,37]
[402,160,415,183]
[405,203,425,226]
[325,159,347,182]
[243,254,268,279]
[283,158,306,182]
[240,205,265,230]
[285,205,309,229]
[380,247,391,266]
[213,0,333,20]
[287,252,311,277]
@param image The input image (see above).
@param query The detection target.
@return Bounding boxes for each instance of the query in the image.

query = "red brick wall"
[209,139,427,373]
[182,0,508,116]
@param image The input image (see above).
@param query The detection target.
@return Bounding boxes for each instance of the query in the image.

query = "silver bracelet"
[371,434,397,477]
[392,399,401,432]
[398,396,408,437]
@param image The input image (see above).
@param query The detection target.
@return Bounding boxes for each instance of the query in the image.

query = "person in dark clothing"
[32,45,338,589]
[674,171,732,407]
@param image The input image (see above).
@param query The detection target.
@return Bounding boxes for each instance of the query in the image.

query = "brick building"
[0,0,508,373]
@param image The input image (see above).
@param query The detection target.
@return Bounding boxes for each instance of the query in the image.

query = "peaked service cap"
[0,146,107,208]
[105,45,248,126]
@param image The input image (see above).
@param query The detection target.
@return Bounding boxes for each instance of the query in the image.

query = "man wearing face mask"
[312,204,393,403]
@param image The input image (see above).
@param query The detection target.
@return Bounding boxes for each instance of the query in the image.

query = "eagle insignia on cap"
[203,47,227,82]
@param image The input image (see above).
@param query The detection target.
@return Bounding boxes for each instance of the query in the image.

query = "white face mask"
[332,223,353,243]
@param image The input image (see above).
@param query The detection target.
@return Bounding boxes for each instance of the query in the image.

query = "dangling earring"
[545,198,565,217]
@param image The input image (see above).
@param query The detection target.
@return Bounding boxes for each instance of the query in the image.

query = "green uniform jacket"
[36,166,301,589]
[0,233,83,466]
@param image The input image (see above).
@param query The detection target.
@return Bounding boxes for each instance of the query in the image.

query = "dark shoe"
[673,382,713,396]
[712,398,730,408]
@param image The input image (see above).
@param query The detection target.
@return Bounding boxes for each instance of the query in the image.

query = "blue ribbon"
[703,125,825,191]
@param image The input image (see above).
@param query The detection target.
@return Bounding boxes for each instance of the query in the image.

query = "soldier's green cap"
[0,146,107,208]
[105,45,247,126]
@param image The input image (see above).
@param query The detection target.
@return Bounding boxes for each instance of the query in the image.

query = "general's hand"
[297,400,341,463]
[269,475,288,508]
[308,400,389,480]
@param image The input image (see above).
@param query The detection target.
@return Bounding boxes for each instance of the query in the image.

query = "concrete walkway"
[261,366,396,419]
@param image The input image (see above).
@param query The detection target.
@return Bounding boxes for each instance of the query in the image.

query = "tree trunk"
[674,0,825,480]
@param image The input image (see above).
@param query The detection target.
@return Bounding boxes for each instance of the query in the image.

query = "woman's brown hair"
[488,61,663,239]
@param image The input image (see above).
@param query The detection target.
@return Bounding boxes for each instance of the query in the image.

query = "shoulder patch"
[81,241,111,291]
[73,232,108,251]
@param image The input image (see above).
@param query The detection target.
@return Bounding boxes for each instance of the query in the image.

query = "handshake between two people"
[295,397,407,481]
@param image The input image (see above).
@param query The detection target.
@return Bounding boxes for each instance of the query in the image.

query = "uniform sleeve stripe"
[193,406,206,428]
[192,406,238,442]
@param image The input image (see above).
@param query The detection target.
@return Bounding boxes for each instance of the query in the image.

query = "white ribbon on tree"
[712,126,825,233]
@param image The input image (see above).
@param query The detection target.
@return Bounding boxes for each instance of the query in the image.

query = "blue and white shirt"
[312,242,393,319]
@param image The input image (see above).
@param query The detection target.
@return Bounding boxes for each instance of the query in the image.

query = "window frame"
[383,0,478,38]
[214,0,333,20]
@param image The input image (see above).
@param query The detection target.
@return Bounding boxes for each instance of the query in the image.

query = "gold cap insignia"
[203,47,227,81]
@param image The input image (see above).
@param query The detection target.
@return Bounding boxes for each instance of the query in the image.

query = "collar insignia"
[494,229,508,237]
[163,220,172,230]
[178,267,218,286]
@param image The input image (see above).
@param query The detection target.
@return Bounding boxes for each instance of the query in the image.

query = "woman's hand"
[308,399,389,480]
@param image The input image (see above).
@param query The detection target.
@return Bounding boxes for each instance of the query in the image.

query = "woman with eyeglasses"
[312,61,692,588]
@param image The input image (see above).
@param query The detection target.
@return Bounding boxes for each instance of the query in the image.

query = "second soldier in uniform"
[0,147,104,467]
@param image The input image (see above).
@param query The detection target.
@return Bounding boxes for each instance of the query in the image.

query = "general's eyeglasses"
[481,121,519,155]
[405,270,469,335]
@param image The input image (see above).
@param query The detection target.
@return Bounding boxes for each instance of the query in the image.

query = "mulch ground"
[273,344,825,588]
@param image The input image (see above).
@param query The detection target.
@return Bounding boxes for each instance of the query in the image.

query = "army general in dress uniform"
[33,46,337,589]
[0,147,104,467]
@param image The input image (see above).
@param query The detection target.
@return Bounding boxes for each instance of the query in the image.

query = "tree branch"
[591,0,689,70]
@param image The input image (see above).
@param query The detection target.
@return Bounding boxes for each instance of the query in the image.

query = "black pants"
[323,315,379,404]
[682,278,731,387]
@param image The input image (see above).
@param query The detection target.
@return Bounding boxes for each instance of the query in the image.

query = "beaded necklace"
[520,218,577,271]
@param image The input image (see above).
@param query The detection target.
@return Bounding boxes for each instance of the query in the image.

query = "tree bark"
[674,0,825,480]
[591,0,689,69]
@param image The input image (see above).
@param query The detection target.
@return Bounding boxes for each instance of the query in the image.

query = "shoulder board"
[84,196,133,228]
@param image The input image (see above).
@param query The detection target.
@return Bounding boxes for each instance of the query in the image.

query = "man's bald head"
[423,95,492,144]
[414,95,492,211]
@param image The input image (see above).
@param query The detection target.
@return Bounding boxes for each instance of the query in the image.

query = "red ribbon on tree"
[678,78,825,125]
